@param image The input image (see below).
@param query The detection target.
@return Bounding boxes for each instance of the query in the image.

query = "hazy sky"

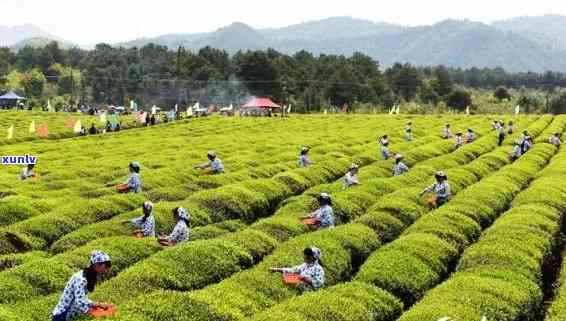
[1,0,563,44]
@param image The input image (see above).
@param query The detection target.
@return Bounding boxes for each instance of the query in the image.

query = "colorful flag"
[6,125,14,139]
[29,120,36,134]
[47,99,54,112]
[130,100,138,112]
[64,117,77,128]
[37,123,49,138]
[73,120,82,134]
[515,105,520,114]
[108,114,119,128]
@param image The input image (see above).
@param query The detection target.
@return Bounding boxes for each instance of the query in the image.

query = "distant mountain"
[118,17,566,72]
[117,23,265,52]
[10,37,76,51]
[261,16,405,41]
[492,14,566,51]
[0,24,62,46]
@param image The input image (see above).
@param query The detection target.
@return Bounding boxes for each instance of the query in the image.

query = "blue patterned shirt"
[52,271,92,320]
[210,158,224,173]
[127,173,142,193]
[130,215,156,237]
[311,205,335,228]
[169,220,189,244]
[282,263,325,292]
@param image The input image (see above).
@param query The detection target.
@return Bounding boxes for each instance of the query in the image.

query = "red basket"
[282,273,301,285]
[301,218,316,226]
[89,305,117,319]
[116,184,129,192]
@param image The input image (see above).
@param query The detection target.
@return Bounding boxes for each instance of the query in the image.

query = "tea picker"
[298,146,313,167]
[270,247,325,292]
[379,135,391,160]
[454,132,463,149]
[51,251,116,321]
[420,171,451,209]
[405,122,413,141]
[122,201,156,238]
[158,207,190,246]
[520,130,533,153]
[465,128,475,143]
[300,193,335,229]
[116,162,142,193]
[20,163,37,181]
[343,163,360,189]
[510,141,523,161]
[194,151,224,175]
[443,124,452,139]
[549,132,562,147]
[393,154,409,176]
[497,123,506,146]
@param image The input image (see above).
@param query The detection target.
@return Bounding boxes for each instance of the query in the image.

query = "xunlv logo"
[1,155,38,165]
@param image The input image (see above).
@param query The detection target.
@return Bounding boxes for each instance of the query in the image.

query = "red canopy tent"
[242,97,281,109]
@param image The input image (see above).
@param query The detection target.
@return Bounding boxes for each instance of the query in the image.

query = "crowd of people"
[14,118,564,321]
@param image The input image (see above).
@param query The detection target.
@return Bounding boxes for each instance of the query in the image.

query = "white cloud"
[1,0,564,44]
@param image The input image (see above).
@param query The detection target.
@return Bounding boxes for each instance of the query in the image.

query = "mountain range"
[4,15,566,72]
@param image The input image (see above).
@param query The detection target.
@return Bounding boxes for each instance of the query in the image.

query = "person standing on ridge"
[380,135,391,160]
[465,128,475,144]
[443,124,452,139]
[405,122,413,141]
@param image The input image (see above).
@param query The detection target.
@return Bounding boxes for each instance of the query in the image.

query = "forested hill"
[116,16,566,72]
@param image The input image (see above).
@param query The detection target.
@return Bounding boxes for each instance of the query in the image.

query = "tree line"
[1,41,566,113]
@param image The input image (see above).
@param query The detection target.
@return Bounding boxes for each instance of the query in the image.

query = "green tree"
[433,65,453,97]
[446,89,472,111]
[234,50,281,99]
[548,92,566,114]
[494,86,511,101]
[21,68,46,98]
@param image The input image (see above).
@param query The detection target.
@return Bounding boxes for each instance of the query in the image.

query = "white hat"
[129,162,141,169]
[435,171,447,178]
[90,251,111,265]
[395,154,404,160]
[207,151,216,157]
[177,207,190,221]
[319,193,331,200]
[143,201,153,211]
[350,163,359,170]
[311,246,322,262]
